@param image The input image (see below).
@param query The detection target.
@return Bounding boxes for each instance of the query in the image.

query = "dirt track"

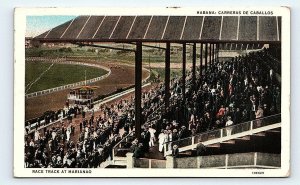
[25,61,149,120]
[144,62,195,69]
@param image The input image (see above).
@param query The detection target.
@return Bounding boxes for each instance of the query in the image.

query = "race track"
[25,60,149,120]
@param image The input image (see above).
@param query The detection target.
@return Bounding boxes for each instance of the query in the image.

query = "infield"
[25,61,108,93]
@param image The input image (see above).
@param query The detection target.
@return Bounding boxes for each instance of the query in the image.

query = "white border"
[14,7,290,177]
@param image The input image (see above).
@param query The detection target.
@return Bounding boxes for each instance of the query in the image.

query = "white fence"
[25,59,111,99]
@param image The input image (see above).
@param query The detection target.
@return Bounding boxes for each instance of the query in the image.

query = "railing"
[25,59,111,98]
[26,57,67,62]
[112,130,136,159]
[92,83,150,107]
[112,107,163,159]
[112,102,165,160]
[26,112,66,134]
[164,114,281,155]
[144,103,165,124]
[252,114,281,129]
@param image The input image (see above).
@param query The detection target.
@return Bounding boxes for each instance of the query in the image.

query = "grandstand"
[24,15,282,170]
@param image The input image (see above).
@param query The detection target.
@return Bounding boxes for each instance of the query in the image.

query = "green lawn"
[25,62,108,93]
[149,68,182,82]
[25,46,188,64]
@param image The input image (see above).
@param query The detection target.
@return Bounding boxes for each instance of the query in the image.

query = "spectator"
[196,142,206,156]
[225,116,233,136]
[148,125,156,148]
[172,145,179,158]
[133,143,144,158]
[255,105,264,127]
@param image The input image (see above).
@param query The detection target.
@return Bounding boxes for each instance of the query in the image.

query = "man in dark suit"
[133,143,144,158]
[196,142,206,156]
[172,144,179,158]
[143,126,151,152]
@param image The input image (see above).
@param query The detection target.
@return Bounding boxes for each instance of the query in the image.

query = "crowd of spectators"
[24,48,281,167]
[130,48,281,157]
[24,78,174,167]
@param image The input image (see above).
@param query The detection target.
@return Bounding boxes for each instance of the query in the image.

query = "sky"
[26,16,76,37]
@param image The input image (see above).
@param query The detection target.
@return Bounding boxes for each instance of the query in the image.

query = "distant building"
[25,37,32,48]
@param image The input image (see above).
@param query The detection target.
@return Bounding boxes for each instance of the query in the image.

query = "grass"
[26,45,191,64]
[25,46,188,91]
[25,62,52,85]
[149,68,182,82]
[25,61,108,93]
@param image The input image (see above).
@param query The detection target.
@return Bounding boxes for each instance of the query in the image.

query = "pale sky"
[26,16,76,37]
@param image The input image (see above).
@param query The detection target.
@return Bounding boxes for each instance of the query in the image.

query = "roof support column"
[182,43,186,103]
[216,43,219,62]
[215,43,217,64]
[135,42,142,140]
[212,43,215,66]
[165,42,171,110]
[192,43,196,88]
[209,43,212,69]
[200,43,203,78]
[205,43,208,74]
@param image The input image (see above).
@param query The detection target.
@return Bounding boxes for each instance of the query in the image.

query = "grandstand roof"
[34,16,281,43]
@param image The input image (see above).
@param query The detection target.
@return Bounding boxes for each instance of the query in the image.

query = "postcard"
[14,7,290,177]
